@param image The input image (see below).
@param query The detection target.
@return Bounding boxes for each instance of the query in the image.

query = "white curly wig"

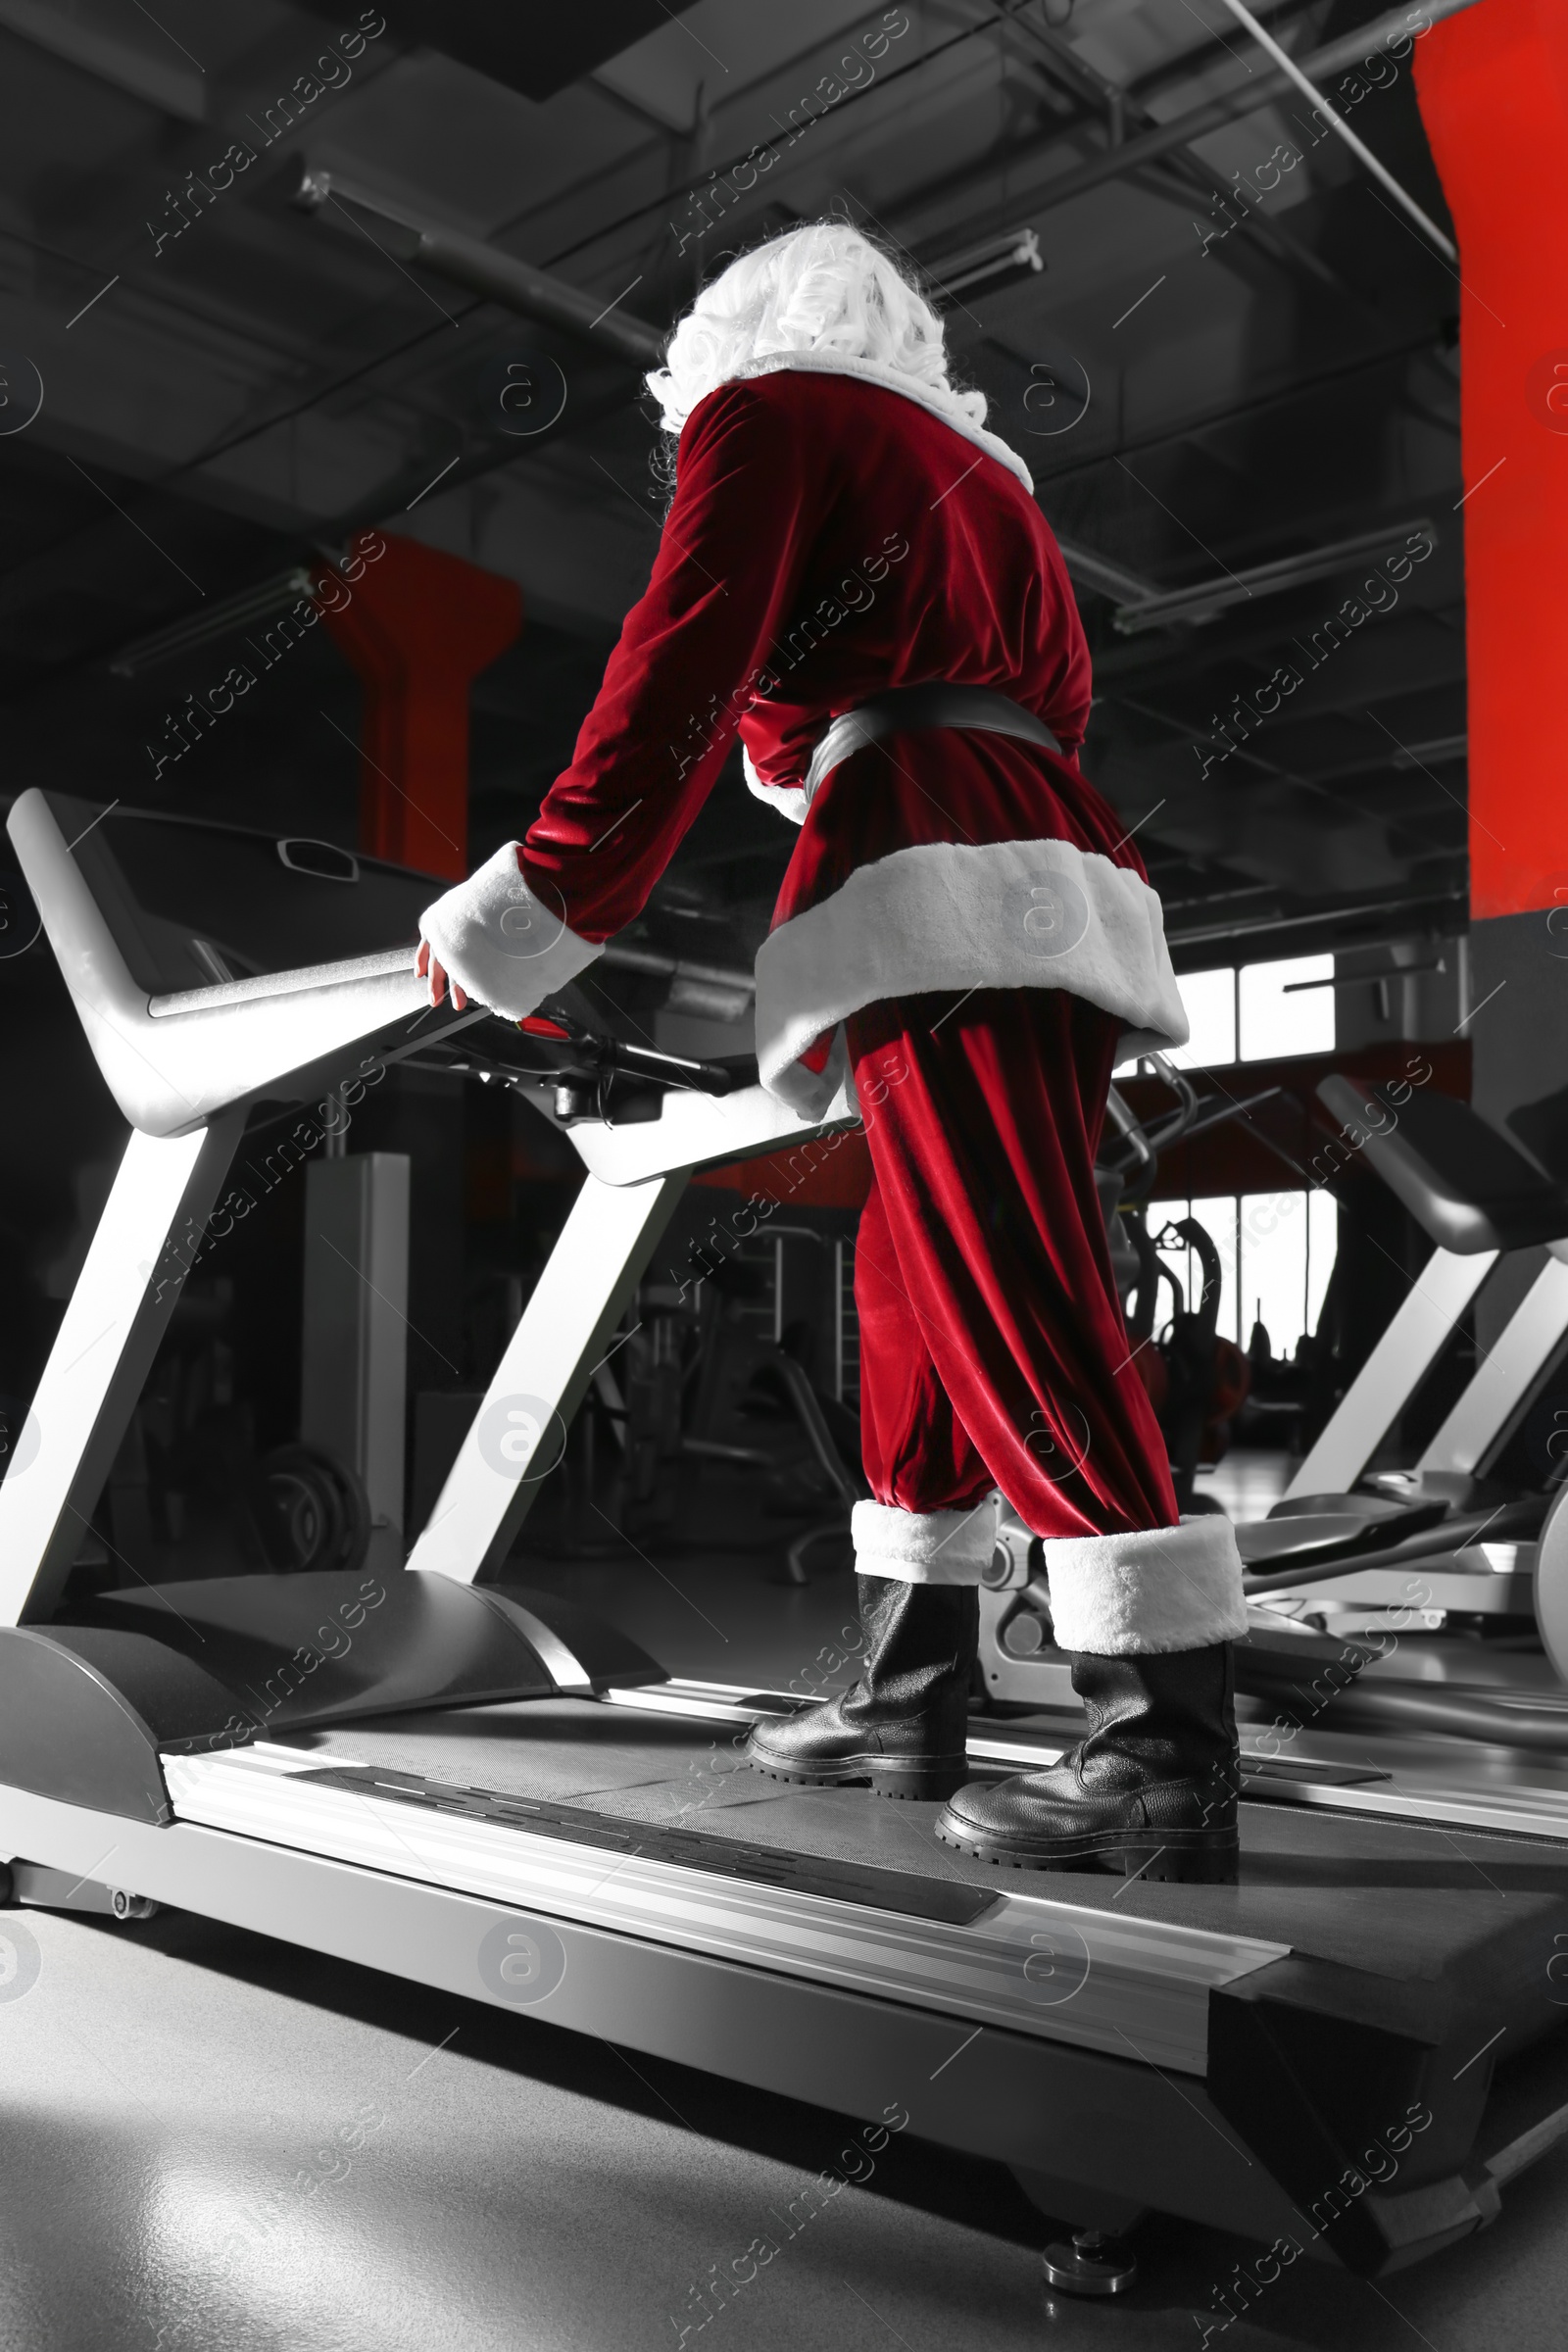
[644,221,1030,489]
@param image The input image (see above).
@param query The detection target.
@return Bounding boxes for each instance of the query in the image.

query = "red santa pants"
[847,985,1178,1545]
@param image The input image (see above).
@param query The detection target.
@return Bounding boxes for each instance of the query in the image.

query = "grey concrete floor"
[4,1896,1568,2352]
[5,1489,1568,2350]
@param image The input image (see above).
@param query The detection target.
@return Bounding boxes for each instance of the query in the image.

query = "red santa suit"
[420,354,1249,1657]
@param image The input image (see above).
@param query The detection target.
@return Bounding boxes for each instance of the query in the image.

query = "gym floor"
[6,1462,1566,2352]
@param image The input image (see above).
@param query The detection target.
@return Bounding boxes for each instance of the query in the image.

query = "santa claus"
[417,221,1248,1883]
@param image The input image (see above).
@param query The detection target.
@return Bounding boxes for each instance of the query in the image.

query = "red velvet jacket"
[520,365,1185,1110]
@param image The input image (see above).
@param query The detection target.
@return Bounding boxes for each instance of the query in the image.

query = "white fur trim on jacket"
[418,841,603,1021]
[756,838,1189,1115]
[852,1496,999,1586]
[742,744,808,827]
[728,352,1035,495]
[1043,1517,1249,1655]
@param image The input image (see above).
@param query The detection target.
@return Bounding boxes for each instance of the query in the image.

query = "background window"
[1239,954,1335,1060]
[1158,1196,1241,1344]
[1304,1184,1338,1343]
[1168,967,1237,1068]
[1240,1192,1305,1350]
[1157,1188,1339,1357]
[1161,955,1337,1071]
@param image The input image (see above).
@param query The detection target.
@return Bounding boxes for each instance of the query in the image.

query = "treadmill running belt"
[298,1765,1001,1926]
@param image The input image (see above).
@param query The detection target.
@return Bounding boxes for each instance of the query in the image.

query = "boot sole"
[747,1752,970,1802]
[933,1820,1240,1884]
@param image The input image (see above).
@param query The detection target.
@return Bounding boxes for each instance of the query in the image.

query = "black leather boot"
[935,1644,1240,1880]
[745,1576,977,1800]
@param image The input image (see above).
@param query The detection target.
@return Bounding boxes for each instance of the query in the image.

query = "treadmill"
[4,785,1568,2288]
[985,1059,1568,1761]
[1202,1076,1568,1669]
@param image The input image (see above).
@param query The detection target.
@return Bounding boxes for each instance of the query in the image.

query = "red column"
[1414,0,1568,918]
[318,534,521,881]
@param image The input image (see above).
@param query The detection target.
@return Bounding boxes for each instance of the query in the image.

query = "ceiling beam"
[1110,517,1438,635]
[969,0,1483,236]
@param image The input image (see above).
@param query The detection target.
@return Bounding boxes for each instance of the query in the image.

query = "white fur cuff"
[853,1497,998,1585]
[419,841,603,1021]
[1043,1517,1248,1655]
[763,1024,852,1121]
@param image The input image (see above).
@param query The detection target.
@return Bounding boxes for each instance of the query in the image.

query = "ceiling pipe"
[599,942,754,1021]
[1055,541,1160,604]
[0,0,206,119]
[1110,516,1438,634]
[108,564,321,677]
[294,168,667,368]
[1165,890,1467,959]
[1212,0,1456,260]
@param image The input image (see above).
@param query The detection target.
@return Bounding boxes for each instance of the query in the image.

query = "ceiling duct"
[369,0,706,102]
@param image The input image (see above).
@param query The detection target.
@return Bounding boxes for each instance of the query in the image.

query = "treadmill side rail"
[160,1740,1288,2075]
[0,1779,1310,2254]
[12,1769,1565,2278]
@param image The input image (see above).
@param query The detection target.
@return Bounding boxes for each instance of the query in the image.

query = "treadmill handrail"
[148,946,415,1016]
[6,789,451,1139]
[1316,1073,1568,1253]
[8,788,858,1182]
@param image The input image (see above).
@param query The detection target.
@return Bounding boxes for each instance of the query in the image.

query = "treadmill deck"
[162,1696,1568,2080]
[164,1701,1287,2077]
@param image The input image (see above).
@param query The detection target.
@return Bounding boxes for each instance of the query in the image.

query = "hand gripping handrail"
[6,789,455,1138]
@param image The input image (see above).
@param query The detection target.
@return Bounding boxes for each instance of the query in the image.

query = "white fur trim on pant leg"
[418,841,603,1021]
[852,1497,998,1586]
[1043,1516,1248,1654]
